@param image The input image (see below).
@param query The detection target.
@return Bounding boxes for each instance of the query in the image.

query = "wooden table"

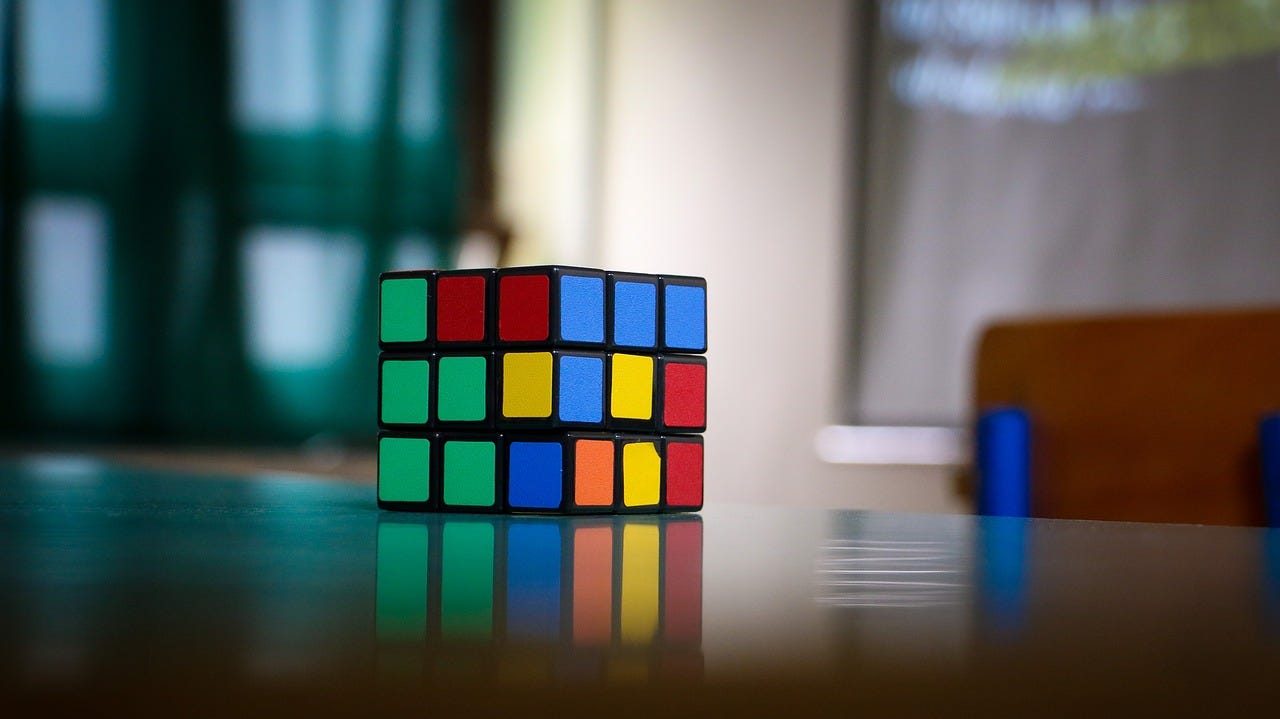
[2,455,1278,715]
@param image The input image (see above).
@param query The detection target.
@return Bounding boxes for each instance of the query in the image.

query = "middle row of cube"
[379,351,707,433]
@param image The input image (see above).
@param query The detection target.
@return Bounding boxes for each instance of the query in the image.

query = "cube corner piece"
[662,434,704,513]
[379,269,435,350]
[496,265,608,349]
[658,274,708,354]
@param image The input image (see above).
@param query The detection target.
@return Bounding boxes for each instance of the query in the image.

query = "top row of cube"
[379,266,707,354]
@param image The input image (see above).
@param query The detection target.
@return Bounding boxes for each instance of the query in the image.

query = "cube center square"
[380,277,429,344]
[378,435,432,503]
[437,275,489,343]
[502,352,554,418]
[498,274,551,342]
[443,439,498,508]
[437,354,489,422]
[610,353,655,421]
[380,358,431,425]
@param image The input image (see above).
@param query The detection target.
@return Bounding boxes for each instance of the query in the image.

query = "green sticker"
[378,436,431,502]
[381,278,428,343]
[443,441,496,507]
[437,355,488,422]
[381,360,430,425]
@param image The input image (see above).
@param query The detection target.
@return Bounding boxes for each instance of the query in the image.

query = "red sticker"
[498,274,550,341]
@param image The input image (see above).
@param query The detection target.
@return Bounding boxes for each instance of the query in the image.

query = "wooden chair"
[971,308,1280,526]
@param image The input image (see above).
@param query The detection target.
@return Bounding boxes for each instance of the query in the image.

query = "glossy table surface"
[3,455,1280,715]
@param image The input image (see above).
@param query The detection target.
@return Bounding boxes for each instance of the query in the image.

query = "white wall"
[500,0,965,511]
[596,0,961,510]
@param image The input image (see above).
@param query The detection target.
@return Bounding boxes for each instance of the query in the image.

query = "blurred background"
[2,0,1279,512]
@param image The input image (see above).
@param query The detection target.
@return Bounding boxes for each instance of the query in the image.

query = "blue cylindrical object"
[976,407,1032,517]
[1261,414,1280,529]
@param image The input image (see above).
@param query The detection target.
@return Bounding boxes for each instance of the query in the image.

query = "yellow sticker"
[502,352,553,418]
[610,354,654,420]
[622,442,660,507]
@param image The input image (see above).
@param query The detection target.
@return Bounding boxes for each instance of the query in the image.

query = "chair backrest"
[973,308,1280,526]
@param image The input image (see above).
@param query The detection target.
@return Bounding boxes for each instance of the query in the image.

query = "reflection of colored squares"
[380,359,430,425]
[560,274,605,343]
[498,274,550,342]
[442,522,494,638]
[376,522,429,641]
[558,354,604,424]
[508,442,563,510]
[572,525,613,645]
[443,440,497,508]
[378,435,431,503]
[663,518,704,644]
[507,522,562,640]
[621,441,661,509]
[502,352,553,418]
[661,280,706,352]
[574,439,614,508]
[610,354,654,421]
[436,274,488,342]
[612,279,657,348]
[665,439,704,510]
[380,277,428,344]
[619,522,659,644]
[437,355,488,423]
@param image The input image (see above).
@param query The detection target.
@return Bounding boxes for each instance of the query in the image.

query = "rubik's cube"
[376,266,706,514]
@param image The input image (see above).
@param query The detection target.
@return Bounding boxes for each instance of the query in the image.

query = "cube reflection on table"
[374,514,704,685]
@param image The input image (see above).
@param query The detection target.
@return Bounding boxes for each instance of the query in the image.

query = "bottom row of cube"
[378,431,703,514]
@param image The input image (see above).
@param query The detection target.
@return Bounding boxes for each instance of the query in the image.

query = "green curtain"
[0,0,470,444]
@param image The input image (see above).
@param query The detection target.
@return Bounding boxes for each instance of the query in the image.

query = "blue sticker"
[559,275,605,343]
[508,442,563,509]
[558,355,604,423]
[613,280,657,347]
[663,284,706,350]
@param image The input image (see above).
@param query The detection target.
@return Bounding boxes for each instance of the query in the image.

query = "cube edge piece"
[437,431,506,514]
[614,432,664,515]
[606,271,661,352]
[435,268,497,348]
[378,353,434,430]
[658,353,708,434]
